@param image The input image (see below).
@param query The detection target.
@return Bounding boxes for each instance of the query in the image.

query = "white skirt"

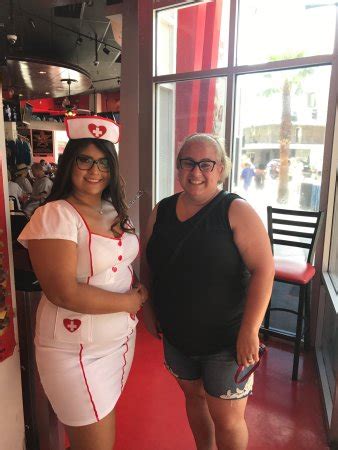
[35,297,137,427]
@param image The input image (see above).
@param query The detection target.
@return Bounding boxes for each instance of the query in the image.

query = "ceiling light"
[45,92,50,95]
[18,93,23,97]
[39,71,46,74]
[93,32,99,66]
[103,46,110,55]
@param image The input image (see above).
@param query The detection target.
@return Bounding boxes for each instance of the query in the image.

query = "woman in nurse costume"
[18,116,148,450]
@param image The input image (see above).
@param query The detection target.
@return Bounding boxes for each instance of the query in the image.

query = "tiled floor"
[114,321,329,450]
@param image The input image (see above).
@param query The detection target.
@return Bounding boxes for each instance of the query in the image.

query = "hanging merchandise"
[16,136,32,165]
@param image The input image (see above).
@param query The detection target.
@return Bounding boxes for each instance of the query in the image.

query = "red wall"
[101,92,120,113]
[20,95,90,114]
[174,1,223,191]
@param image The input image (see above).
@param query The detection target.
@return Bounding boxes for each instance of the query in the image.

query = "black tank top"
[146,191,250,356]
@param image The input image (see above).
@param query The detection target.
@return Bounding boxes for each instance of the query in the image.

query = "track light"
[113,52,121,64]
[103,45,110,55]
[76,36,83,46]
[93,32,99,66]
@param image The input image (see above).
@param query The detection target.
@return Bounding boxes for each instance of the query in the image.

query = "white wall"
[0,350,26,450]
[0,88,25,448]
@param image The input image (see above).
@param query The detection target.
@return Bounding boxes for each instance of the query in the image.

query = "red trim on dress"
[79,344,99,422]
[120,330,133,393]
[92,231,125,240]
[64,200,94,282]
[128,266,134,287]
[135,233,140,258]
[128,266,136,320]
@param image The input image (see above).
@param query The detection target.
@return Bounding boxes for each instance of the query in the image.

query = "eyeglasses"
[75,155,110,172]
[234,344,267,384]
[179,158,217,173]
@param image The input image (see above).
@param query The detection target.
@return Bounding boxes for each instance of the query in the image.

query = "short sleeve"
[17,185,23,197]
[18,201,79,249]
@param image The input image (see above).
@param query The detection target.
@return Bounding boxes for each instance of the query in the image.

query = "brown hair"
[46,138,134,236]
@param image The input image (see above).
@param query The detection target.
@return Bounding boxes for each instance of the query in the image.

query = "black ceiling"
[0,0,122,99]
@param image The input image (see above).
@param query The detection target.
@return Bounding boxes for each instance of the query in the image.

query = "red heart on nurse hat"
[88,123,107,138]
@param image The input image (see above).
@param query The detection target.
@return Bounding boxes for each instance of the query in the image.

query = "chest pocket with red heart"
[63,318,81,333]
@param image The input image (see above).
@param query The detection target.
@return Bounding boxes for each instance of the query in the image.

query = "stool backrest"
[267,207,323,264]
[9,195,19,211]
[10,212,29,244]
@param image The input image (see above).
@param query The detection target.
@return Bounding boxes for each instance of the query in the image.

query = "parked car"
[266,158,308,180]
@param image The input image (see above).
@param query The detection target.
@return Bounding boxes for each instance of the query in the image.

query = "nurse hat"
[65,116,119,144]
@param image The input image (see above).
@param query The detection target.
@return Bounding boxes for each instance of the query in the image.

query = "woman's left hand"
[236,328,260,368]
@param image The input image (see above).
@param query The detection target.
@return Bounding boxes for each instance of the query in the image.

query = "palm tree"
[263,55,312,203]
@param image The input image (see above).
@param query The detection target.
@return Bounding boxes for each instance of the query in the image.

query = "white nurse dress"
[18,199,139,426]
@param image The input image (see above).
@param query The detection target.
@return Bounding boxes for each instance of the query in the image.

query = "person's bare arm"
[28,239,147,315]
[229,199,275,367]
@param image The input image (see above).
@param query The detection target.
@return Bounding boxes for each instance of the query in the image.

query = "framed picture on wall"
[17,127,32,148]
[32,129,53,156]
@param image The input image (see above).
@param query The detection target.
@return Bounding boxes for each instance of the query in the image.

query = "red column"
[173,2,223,192]
[175,1,223,148]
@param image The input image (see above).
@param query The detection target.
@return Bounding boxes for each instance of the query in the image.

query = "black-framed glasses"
[75,155,110,172]
[234,344,267,384]
[179,158,217,173]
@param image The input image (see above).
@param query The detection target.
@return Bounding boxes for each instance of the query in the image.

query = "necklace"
[71,195,104,215]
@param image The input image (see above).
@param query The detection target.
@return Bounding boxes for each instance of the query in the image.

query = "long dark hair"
[47,138,134,234]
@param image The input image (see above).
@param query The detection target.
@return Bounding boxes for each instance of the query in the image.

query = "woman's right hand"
[124,285,148,314]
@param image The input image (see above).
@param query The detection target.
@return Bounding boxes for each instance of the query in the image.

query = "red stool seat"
[274,257,316,285]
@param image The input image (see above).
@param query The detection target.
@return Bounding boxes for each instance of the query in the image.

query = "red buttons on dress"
[112,267,118,272]
[118,255,122,261]
[118,240,122,246]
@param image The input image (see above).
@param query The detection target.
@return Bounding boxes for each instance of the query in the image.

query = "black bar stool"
[262,206,323,380]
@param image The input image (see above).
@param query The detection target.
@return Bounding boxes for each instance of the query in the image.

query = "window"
[232,66,331,215]
[237,0,335,66]
[329,171,338,292]
[155,1,230,76]
[155,77,227,201]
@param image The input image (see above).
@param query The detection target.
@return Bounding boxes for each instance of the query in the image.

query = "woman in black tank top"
[143,133,274,450]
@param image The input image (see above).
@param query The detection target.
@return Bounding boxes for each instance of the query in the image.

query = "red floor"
[65,321,329,449]
[113,321,329,450]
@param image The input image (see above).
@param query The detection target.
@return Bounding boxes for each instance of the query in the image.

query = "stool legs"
[261,282,310,380]
[303,283,311,351]
[292,285,306,381]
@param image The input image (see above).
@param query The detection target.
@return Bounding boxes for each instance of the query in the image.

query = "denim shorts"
[163,338,254,400]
